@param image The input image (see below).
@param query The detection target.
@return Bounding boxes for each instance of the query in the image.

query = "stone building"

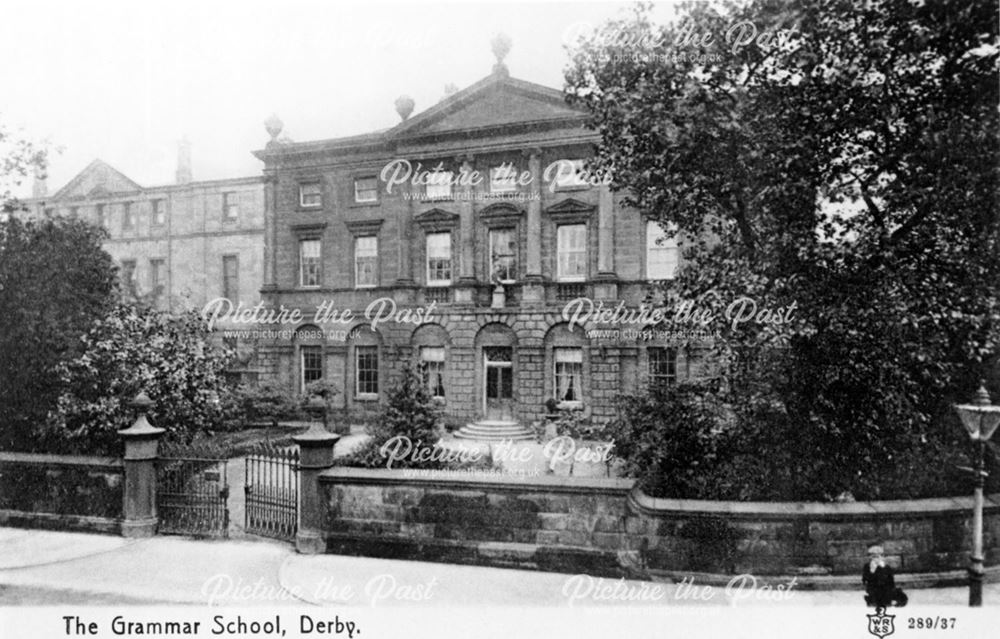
[24,150,266,336]
[254,41,712,436]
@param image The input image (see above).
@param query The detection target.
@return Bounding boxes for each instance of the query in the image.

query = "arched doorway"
[474,323,517,421]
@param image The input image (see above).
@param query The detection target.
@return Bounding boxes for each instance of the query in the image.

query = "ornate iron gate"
[245,443,298,541]
[157,442,230,537]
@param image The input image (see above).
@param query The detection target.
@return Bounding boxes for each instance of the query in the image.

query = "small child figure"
[863,544,908,607]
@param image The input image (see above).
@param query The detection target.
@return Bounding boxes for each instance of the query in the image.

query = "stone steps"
[454,420,534,441]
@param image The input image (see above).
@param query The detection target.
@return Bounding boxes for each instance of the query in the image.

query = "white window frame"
[489,228,517,283]
[149,258,164,295]
[646,220,679,280]
[222,255,239,301]
[648,346,677,386]
[354,177,378,203]
[299,239,321,288]
[122,202,135,231]
[223,192,239,221]
[425,170,453,200]
[421,346,446,399]
[120,259,137,292]
[553,347,584,406]
[425,232,452,286]
[489,164,518,193]
[553,159,588,189]
[556,224,587,282]
[152,199,165,226]
[299,182,322,208]
[355,345,379,398]
[354,235,378,288]
[301,346,324,392]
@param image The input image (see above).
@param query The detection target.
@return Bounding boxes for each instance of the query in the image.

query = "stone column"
[396,183,414,285]
[454,155,477,304]
[262,172,278,292]
[393,182,416,305]
[594,185,618,301]
[293,410,340,555]
[118,392,164,538]
[522,148,544,306]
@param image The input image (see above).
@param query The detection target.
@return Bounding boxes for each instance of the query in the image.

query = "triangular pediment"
[546,197,594,214]
[479,202,525,220]
[415,208,459,226]
[391,74,585,140]
[53,159,143,201]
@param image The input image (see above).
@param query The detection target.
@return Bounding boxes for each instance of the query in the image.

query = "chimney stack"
[176,138,192,184]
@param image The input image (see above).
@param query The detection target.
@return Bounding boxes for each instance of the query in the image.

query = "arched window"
[543,323,589,407]
[412,324,451,400]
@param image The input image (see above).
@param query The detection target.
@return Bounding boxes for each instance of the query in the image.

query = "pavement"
[1,527,999,607]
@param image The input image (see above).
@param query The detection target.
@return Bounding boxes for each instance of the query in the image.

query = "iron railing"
[244,442,299,541]
[156,441,230,537]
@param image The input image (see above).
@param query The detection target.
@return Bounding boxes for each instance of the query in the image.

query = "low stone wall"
[629,492,1000,583]
[319,469,635,575]
[318,467,1000,583]
[0,452,124,534]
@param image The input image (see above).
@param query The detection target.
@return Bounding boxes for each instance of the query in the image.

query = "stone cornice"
[414,208,459,231]
[289,221,328,234]
[478,202,525,224]
[344,218,384,235]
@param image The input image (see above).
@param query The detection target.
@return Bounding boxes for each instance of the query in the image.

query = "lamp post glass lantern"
[953,384,1000,607]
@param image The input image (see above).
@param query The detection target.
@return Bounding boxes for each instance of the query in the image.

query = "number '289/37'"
[907,617,957,630]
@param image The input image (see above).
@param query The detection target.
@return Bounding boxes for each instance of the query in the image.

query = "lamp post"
[953,383,1000,607]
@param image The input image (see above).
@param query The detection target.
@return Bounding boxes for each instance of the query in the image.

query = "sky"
[1,0,679,195]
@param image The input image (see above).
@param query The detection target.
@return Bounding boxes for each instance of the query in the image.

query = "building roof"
[52,159,143,200]
[254,66,592,161]
[38,159,261,204]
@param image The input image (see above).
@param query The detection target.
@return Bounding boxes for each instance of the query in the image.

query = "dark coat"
[863,562,907,607]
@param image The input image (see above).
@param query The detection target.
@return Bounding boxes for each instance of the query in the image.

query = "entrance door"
[483,346,514,421]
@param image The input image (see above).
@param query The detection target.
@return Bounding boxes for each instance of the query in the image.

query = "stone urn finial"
[264,113,283,141]
[394,95,415,121]
[130,391,154,413]
[491,33,512,76]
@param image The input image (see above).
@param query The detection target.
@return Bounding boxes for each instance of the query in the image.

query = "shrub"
[43,304,232,454]
[223,381,300,426]
[339,360,445,469]
[607,382,728,498]
[611,382,1000,501]
[550,407,606,441]
[220,378,341,429]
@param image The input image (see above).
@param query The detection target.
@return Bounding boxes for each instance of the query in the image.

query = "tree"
[342,360,445,469]
[565,1,999,498]
[43,304,233,455]
[0,216,117,450]
[0,119,48,210]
